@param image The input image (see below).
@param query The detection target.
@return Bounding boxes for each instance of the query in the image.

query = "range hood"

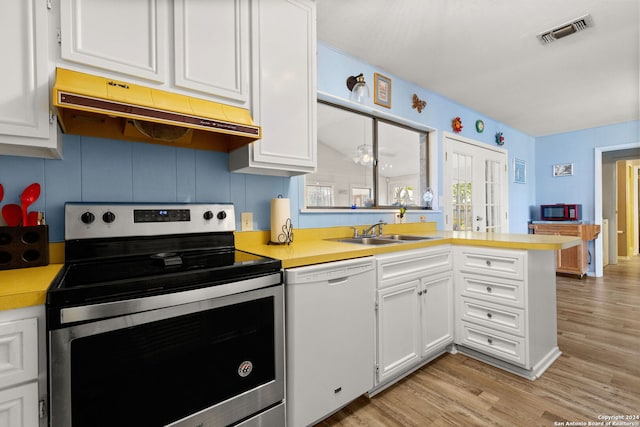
[52,68,261,152]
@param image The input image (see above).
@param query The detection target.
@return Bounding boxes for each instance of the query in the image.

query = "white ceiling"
[316,0,640,137]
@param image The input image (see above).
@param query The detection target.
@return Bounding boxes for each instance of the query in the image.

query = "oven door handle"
[58,272,281,325]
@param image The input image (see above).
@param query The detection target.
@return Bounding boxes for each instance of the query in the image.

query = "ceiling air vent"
[537,14,594,45]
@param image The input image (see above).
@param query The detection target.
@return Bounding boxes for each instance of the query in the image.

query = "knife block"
[0,225,49,270]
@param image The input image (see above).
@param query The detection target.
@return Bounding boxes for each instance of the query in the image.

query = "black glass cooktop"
[48,249,281,308]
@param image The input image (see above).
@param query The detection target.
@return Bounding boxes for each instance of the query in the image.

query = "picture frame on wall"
[374,73,392,108]
[514,158,526,183]
[553,163,574,177]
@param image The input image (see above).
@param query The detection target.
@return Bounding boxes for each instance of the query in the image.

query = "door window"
[443,134,508,232]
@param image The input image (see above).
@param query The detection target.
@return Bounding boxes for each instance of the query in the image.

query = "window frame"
[305,96,436,211]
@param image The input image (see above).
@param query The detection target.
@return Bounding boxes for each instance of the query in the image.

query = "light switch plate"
[241,212,253,231]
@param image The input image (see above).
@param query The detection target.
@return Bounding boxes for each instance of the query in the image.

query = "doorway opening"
[595,144,640,277]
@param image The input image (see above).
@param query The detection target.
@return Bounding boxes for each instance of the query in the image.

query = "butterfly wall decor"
[412,94,426,113]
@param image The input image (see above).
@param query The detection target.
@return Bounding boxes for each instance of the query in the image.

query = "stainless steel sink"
[334,237,402,245]
[378,234,439,241]
[330,234,440,245]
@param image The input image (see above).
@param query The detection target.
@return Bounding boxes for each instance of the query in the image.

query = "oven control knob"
[203,210,214,220]
[102,211,116,224]
[216,211,227,220]
[81,212,95,224]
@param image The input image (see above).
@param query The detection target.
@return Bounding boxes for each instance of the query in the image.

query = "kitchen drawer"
[456,247,525,280]
[530,224,581,236]
[0,317,38,389]
[459,321,527,367]
[458,273,524,308]
[377,246,451,286]
[459,297,525,336]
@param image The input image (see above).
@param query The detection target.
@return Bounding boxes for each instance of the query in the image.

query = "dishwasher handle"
[285,258,375,284]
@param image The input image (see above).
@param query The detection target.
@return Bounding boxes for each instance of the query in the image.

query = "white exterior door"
[443,133,508,232]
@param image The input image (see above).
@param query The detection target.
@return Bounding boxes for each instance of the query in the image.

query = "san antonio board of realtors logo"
[238,361,253,377]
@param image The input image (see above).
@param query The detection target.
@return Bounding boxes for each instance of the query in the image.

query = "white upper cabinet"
[0,0,61,159]
[59,0,169,83]
[58,0,252,108]
[173,0,251,106]
[229,0,317,176]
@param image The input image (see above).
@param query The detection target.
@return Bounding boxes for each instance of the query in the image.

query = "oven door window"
[69,296,276,426]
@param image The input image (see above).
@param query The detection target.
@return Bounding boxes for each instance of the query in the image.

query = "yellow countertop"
[0,224,581,311]
[0,264,63,310]
[235,223,582,268]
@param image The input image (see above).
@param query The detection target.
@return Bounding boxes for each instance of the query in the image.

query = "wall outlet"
[241,212,253,231]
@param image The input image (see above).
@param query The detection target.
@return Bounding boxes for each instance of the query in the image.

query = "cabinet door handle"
[418,290,423,296]
[486,312,493,319]
[486,260,492,267]
[486,286,492,293]
[487,338,493,345]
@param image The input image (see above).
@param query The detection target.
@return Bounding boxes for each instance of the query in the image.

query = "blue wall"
[292,43,536,233]
[535,121,640,224]
[0,136,289,242]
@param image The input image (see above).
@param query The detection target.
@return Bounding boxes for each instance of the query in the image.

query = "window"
[306,101,431,209]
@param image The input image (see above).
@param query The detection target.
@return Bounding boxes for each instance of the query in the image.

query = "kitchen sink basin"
[330,234,440,245]
[333,237,402,245]
[378,234,438,241]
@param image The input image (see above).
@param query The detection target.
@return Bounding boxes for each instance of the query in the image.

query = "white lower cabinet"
[0,305,45,427]
[374,247,453,392]
[0,382,39,427]
[376,278,421,383]
[454,246,560,379]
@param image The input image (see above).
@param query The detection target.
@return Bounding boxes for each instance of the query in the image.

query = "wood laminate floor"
[316,256,640,427]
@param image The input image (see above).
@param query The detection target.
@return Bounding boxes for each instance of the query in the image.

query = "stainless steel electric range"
[47,203,284,427]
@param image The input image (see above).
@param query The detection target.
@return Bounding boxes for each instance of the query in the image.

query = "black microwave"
[540,204,582,221]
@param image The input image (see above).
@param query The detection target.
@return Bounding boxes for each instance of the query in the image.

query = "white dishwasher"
[285,257,376,427]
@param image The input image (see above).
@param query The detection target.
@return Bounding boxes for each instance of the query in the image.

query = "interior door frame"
[442,132,509,232]
[594,142,640,277]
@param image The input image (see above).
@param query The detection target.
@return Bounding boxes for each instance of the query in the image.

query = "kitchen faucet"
[361,220,387,237]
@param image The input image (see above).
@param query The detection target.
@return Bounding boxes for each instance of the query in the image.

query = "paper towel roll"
[270,197,291,243]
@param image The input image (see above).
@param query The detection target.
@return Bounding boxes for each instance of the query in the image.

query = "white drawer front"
[460,297,525,336]
[377,246,451,286]
[458,274,524,307]
[0,317,38,388]
[460,322,527,367]
[457,248,525,280]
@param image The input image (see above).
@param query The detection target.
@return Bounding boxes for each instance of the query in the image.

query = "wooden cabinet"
[374,247,453,392]
[454,246,561,379]
[229,0,317,176]
[529,223,601,277]
[0,305,45,427]
[0,0,61,159]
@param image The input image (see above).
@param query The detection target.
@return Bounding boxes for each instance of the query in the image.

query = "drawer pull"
[486,286,492,293]
[486,260,492,267]
[486,312,493,319]
[487,338,493,345]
